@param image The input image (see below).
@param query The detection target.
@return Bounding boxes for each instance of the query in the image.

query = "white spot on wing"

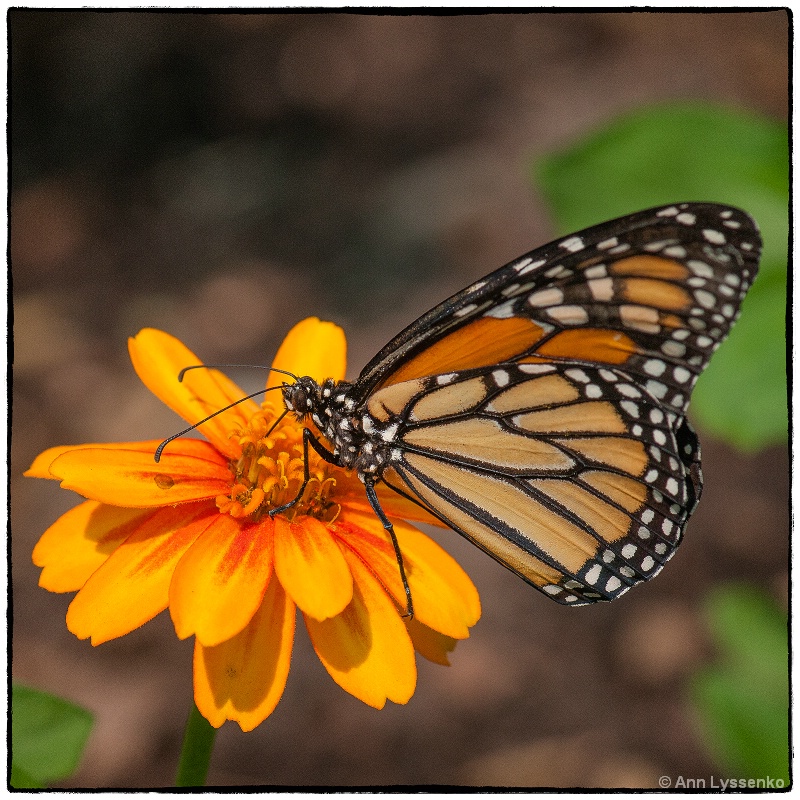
[565,368,590,383]
[688,260,714,277]
[484,299,517,319]
[643,359,667,377]
[585,264,607,278]
[661,340,686,357]
[695,289,716,308]
[454,303,478,317]
[492,369,510,387]
[608,243,631,254]
[646,380,667,399]
[547,305,589,324]
[702,228,726,245]
[516,258,546,276]
[528,287,563,307]
[588,277,614,301]
[381,423,399,442]
[519,363,555,374]
[585,564,601,585]
[559,235,584,252]
[585,384,602,399]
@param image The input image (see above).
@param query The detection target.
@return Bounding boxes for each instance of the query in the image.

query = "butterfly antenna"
[177,364,299,382]
[154,364,299,463]
[154,387,287,462]
[266,407,290,438]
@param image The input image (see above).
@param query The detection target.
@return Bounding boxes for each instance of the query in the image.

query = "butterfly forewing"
[355,203,760,419]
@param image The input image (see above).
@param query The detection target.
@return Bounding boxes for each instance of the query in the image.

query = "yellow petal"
[340,490,448,529]
[129,328,259,458]
[305,547,416,709]
[49,442,231,507]
[25,441,168,479]
[170,515,275,647]
[405,617,458,666]
[273,516,352,621]
[337,509,481,639]
[33,501,155,592]
[194,577,295,731]
[66,505,215,645]
[267,318,347,389]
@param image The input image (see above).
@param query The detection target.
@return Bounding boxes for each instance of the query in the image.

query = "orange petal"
[273,516,352,621]
[49,442,231,507]
[405,617,458,666]
[129,328,259,458]
[26,440,169,479]
[330,517,405,608]
[267,318,347,389]
[33,501,156,592]
[335,509,481,639]
[66,505,216,645]
[194,576,295,731]
[305,547,416,709]
[340,486,447,529]
[170,515,275,647]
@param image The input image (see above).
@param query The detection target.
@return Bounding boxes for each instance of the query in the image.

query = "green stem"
[175,702,217,787]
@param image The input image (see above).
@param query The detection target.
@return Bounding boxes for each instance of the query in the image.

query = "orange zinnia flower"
[26,318,481,731]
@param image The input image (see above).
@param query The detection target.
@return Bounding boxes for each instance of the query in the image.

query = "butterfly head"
[281,375,319,420]
[281,375,358,447]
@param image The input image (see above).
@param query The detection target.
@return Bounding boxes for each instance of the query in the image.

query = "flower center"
[215,401,341,524]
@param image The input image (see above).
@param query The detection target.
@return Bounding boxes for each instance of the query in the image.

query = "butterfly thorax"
[282,376,395,480]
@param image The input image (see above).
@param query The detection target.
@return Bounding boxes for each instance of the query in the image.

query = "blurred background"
[10,10,789,789]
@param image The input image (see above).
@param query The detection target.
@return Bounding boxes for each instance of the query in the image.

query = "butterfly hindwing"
[374,361,701,605]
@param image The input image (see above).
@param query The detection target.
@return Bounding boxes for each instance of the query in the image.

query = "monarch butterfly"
[177,202,761,609]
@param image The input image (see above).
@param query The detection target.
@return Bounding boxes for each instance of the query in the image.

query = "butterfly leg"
[269,429,414,619]
[269,427,337,517]
[363,478,414,620]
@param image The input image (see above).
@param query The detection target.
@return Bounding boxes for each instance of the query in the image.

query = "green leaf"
[9,762,43,790]
[693,272,787,450]
[11,685,94,787]
[693,671,789,783]
[535,103,788,451]
[691,586,789,782]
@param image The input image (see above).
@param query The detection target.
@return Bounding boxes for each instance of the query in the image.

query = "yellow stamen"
[217,405,341,523]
